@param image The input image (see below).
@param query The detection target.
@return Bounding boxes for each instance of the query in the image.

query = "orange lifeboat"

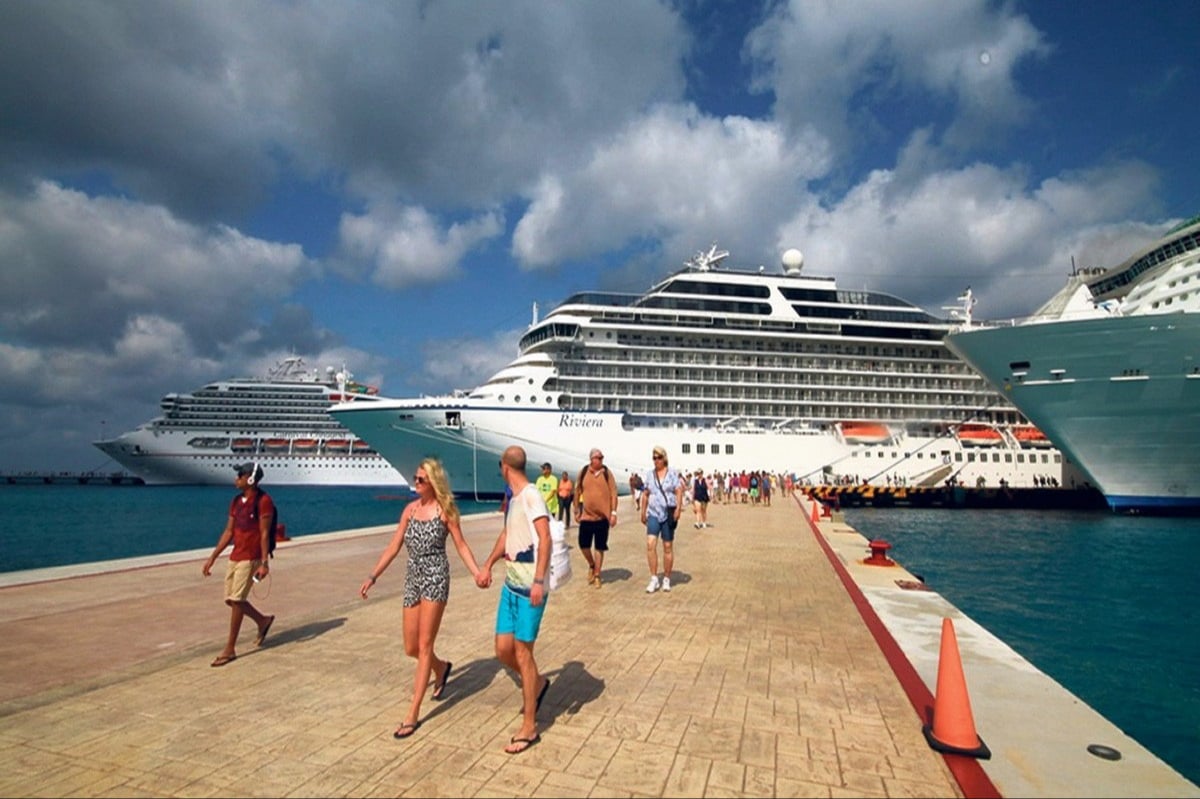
[352,440,374,454]
[840,422,893,445]
[1013,425,1051,448]
[231,438,256,453]
[956,423,1003,447]
[323,439,351,453]
[262,438,290,452]
[292,438,318,452]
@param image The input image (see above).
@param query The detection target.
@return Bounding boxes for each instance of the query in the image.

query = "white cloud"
[0,182,312,350]
[338,204,504,289]
[748,0,1048,153]
[779,157,1163,318]
[414,328,522,394]
[513,104,830,268]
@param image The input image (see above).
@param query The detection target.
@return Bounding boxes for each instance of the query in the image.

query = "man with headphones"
[202,461,276,667]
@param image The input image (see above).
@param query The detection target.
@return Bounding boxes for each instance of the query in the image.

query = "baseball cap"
[235,462,264,482]
[541,462,552,470]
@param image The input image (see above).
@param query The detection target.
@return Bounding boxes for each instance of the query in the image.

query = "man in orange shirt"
[574,448,618,587]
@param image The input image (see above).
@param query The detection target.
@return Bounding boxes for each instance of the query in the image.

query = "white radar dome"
[781,248,804,274]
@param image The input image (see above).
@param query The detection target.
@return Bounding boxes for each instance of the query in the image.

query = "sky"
[1,0,1197,474]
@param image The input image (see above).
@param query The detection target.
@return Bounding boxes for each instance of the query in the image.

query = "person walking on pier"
[536,462,559,521]
[692,468,710,528]
[556,470,574,528]
[574,448,618,586]
[479,445,553,755]
[359,458,486,740]
[202,462,276,667]
[640,445,684,593]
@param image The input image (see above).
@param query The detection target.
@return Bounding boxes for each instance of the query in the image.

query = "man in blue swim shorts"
[480,445,552,756]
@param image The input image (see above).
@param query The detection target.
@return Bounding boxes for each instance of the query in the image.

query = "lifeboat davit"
[1013,425,1052,448]
[840,422,894,445]
[956,423,1003,447]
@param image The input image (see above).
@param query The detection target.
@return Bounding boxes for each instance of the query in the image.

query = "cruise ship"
[94,357,408,486]
[947,215,1200,514]
[331,245,1075,498]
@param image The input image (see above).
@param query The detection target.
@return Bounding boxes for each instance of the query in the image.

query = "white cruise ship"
[331,245,1075,498]
[94,357,408,486]
[947,215,1200,514]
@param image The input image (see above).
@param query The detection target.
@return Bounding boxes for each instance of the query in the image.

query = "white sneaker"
[661,576,671,592]
[646,575,659,593]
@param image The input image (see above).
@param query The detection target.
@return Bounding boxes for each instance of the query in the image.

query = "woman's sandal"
[505,733,541,755]
[210,654,236,667]
[432,661,452,700]
[393,721,421,739]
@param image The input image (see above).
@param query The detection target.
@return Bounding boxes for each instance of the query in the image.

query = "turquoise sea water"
[0,485,1195,786]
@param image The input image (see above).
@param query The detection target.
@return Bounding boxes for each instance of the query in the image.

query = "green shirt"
[535,474,559,515]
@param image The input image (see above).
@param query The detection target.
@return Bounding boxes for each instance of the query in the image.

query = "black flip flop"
[505,733,540,755]
[393,721,421,739]
[432,660,452,700]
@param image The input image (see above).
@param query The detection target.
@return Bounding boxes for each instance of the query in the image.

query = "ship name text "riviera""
[559,414,605,428]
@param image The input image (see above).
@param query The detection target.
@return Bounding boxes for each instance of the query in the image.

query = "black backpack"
[578,463,612,500]
[247,489,279,558]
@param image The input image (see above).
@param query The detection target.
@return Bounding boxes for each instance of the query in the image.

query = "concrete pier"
[0,497,1193,797]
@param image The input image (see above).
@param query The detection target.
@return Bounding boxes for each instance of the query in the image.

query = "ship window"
[514,395,521,403]
[697,444,705,454]
[682,444,691,454]
[712,442,719,453]
[725,445,734,455]
[498,395,505,402]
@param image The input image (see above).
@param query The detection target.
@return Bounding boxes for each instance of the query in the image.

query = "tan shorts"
[224,559,262,602]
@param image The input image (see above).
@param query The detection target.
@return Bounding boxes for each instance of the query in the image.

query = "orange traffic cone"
[922,617,991,759]
[810,499,821,523]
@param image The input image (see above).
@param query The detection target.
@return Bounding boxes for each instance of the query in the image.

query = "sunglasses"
[414,475,428,485]
[652,454,664,460]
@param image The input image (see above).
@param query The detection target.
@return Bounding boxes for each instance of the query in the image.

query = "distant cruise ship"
[94,357,408,486]
[331,245,1075,497]
[947,215,1200,513]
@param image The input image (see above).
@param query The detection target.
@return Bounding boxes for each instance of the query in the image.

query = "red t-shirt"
[227,491,273,562]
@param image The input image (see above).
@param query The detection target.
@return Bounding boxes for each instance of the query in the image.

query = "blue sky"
[1,0,1197,473]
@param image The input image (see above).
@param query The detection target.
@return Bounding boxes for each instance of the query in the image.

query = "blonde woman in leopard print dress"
[360,458,485,740]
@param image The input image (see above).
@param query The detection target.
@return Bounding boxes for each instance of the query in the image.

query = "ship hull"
[330,401,1069,498]
[947,313,1200,513]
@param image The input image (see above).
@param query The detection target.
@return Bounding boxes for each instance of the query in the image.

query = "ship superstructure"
[332,245,1072,497]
